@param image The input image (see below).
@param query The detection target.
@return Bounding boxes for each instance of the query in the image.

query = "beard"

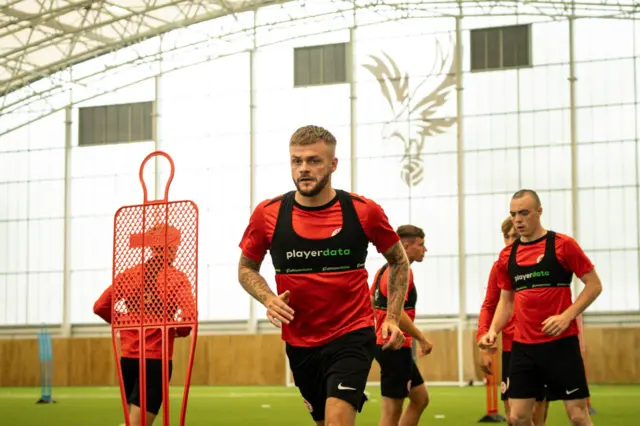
[294,172,330,197]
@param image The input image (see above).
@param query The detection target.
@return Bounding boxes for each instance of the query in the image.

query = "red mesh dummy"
[111,151,199,426]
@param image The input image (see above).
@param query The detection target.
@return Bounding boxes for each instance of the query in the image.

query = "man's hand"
[541,313,572,337]
[478,330,498,352]
[479,348,493,375]
[417,337,433,357]
[265,290,295,328]
[381,319,405,350]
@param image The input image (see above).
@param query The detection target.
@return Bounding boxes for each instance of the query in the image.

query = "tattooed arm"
[238,254,276,305]
[238,253,294,327]
[381,241,410,325]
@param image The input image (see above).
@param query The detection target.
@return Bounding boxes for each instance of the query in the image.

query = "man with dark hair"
[477,216,548,426]
[238,125,410,426]
[370,224,433,426]
[479,190,603,426]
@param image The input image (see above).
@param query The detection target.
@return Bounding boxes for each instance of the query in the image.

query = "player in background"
[238,125,409,426]
[476,216,549,426]
[94,224,195,426]
[479,190,603,426]
[370,224,433,426]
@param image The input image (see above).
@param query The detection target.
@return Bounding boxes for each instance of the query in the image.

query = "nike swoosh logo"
[338,383,356,391]
[566,388,579,394]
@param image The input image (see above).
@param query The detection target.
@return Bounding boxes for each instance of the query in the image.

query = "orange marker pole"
[478,350,506,423]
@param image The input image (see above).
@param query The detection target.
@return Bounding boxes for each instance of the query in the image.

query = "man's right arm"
[237,254,277,305]
[477,263,500,341]
[237,202,275,305]
[93,285,113,324]
[489,289,514,335]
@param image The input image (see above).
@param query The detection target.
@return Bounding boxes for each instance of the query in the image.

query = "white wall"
[0,10,639,326]
[0,112,66,325]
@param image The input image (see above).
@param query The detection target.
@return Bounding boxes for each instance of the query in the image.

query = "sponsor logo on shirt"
[285,248,351,260]
[513,270,550,282]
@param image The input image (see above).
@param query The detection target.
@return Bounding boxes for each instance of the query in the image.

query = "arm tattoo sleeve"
[238,254,276,305]
[382,241,410,323]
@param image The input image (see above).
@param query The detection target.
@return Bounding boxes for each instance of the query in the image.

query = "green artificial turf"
[0,384,637,425]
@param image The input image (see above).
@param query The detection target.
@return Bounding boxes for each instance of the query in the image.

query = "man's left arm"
[562,269,602,321]
[562,237,602,319]
[175,272,197,337]
[542,238,603,336]
[363,199,410,325]
[381,241,410,324]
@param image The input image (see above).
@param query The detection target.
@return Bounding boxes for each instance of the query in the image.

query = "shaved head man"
[479,189,603,426]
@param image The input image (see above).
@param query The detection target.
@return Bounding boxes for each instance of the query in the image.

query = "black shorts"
[375,346,424,399]
[508,335,589,401]
[120,357,173,415]
[501,351,545,402]
[286,326,376,422]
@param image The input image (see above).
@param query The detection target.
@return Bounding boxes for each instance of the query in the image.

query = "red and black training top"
[370,264,417,349]
[495,231,595,345]
[239,189,400,347]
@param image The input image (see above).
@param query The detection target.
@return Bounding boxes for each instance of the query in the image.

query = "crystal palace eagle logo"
[362,37,457,187]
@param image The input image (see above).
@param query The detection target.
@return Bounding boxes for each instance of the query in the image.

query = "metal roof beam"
[0,6,114,44]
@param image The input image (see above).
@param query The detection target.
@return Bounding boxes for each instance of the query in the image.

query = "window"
[294,42,348,87]
[470,24,531,72]
[78,101,154,146]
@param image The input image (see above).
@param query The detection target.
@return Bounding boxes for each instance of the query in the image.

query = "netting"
[111,202,198,328]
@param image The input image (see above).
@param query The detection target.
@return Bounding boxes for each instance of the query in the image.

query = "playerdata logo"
[286,248,351,260]
[513,270,550,282]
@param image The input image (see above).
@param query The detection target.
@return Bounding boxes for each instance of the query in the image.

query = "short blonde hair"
[290,125,337,149]
[501,216,514,236]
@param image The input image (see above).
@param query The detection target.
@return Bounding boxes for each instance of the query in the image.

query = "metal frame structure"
[2,0,640,386]
[2,0,640,135]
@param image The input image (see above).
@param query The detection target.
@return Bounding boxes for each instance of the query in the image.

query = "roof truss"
[0,0,639,137]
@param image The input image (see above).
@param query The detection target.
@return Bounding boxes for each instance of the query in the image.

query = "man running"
[479,189,603,426]
[477,216,548,426]
[94,224,195,426]
[370,224,433,426]
[237,125,410,426]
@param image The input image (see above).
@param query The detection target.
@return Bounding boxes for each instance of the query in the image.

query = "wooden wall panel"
[0,327,638,387]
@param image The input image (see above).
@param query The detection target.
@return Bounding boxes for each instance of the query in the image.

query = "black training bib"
[507,231,573,292]
[269,190,369,275]
[372,263,417,310]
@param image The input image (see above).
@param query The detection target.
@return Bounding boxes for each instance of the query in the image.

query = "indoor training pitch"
[1,385,638,425]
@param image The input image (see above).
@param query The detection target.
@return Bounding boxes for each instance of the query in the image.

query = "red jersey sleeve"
[362,198,400,254]
[477,262,500,341]
[495,247,513,291]
[93,285,113,324]
[559,236,595,279]
[239,200,271,262]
